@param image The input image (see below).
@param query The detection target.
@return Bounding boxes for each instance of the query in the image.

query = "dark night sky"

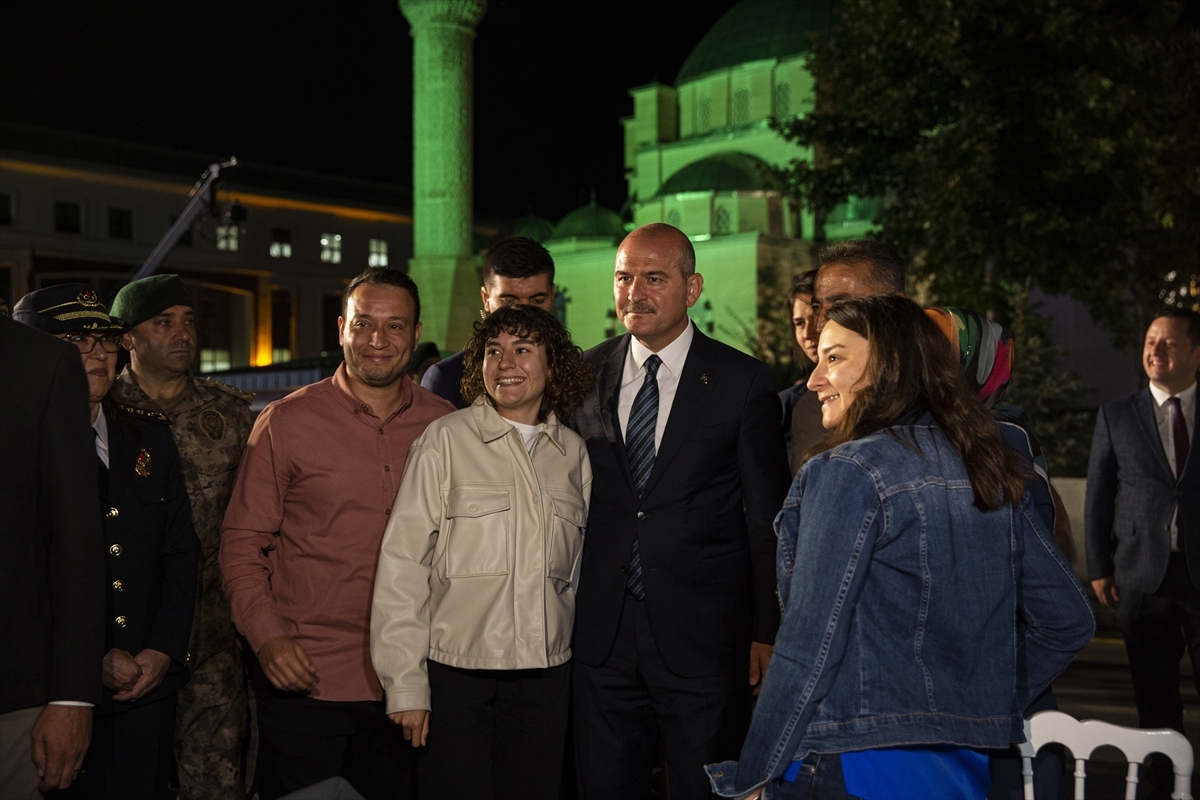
[1,0,740,224]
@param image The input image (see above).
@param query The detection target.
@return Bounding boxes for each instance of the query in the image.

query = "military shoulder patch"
[118,404,170,423]
[198,408,227,442]
[197,377,254,404]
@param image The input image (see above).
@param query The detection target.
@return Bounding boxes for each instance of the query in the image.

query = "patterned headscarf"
[925,306,1014,409]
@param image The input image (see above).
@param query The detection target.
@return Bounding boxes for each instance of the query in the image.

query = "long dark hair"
[805,296,1027,510]
[460,305,593,423]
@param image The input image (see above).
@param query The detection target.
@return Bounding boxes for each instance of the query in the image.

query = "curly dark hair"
[460,305,594,422]
[805,295,1027,511]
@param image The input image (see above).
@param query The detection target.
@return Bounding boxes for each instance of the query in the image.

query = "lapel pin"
[135,448,152,478]
[701,374,709,385]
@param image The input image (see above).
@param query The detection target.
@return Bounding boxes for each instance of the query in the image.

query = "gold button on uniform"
[112,580,124,591]
[115,616,127,627]
[106,507,119,518]
[109,544,122,556]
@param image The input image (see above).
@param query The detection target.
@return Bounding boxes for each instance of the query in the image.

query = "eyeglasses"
[58,332,123,354]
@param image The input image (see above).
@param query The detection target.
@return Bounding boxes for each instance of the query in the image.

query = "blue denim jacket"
[706,415,1094,798]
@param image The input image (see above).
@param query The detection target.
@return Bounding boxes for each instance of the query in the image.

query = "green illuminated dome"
[551,199,626,243]
[676,0,833,85]
[652,153,781,199]
[497,212,555,243]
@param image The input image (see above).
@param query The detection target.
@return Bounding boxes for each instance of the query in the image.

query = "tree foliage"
[780,0,1200,344]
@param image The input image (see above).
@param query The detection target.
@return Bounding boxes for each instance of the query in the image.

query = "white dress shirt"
[618,322,695,451]
[1148,380,1196,549]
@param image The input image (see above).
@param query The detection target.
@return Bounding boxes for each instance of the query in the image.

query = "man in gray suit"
[1087,308,1200,732]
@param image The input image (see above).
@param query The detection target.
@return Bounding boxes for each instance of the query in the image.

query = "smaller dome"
[551,199,626,243]
[496,212,555,243]
[651,152,782,199]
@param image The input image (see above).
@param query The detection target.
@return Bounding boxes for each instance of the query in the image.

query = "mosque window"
[0,194,13,226]
[108,208,133,240]
[775,83,792,118]
[320,233,342,264]
[368,238,389,267]
[715,205,733,235]
[667,209,682,228]
[733,90,750,125]
[217,223,239,252]
[698,97,712,132]
[270,228,293,258]
[54,201,81,234]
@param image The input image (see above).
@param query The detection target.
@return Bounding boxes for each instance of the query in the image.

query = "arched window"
[733,89,750,125]
[715,205,733,235]
[775,82,791,118]
[698,97,712,132]
[666,208,682,228]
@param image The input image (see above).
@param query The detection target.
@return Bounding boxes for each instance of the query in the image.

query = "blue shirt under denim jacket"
[706,414,1095,799]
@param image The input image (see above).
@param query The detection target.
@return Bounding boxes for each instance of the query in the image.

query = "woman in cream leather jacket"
[370,305,593,800]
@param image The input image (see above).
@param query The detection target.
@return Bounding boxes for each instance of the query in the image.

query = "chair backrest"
[1017,710,1194,800]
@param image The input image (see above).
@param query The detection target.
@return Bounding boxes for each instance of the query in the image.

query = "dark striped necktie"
[625,354,661,600]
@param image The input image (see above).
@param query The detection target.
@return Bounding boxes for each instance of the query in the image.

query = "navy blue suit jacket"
[1086,387,1200,593]
[420,350,468,409]
[569,330,790,677]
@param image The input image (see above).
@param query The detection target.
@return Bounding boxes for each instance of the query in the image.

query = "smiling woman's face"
[483,331,550,425]
[806,321,871,429]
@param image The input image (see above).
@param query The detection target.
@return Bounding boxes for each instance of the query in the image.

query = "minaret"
[399,0,487,352]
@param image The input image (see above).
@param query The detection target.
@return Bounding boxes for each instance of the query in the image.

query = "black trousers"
[419,659,571,800]
[250,663,416,800]
[574,594,749,800]
[51,694,176,800]
[1119,552,1200,733]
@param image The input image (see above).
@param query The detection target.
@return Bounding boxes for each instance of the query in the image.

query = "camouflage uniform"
[111,367,253,800]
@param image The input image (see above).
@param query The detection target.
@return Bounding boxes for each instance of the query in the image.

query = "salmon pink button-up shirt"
[220,364,454,701]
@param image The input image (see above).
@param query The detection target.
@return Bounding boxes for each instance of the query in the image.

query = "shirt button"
[109,544,122,556]
[115,616,127,628]
[534,561,542,570]
[384,465,390,472]
[353,408,359,415]
[112,580,124,591]
[106,507,119,518]
[385,507,392,515]
[533,628,541,637]
[637,511,645,520]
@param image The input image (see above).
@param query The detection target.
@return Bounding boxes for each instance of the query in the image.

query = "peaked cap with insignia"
[12,283,128,335]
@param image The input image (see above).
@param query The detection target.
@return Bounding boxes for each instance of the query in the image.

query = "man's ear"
[337,316,346,347]
[121,332,134,352]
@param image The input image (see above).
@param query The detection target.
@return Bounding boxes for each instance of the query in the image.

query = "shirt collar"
[629,320,694,378]
[92,404,108,448]
[331,362,413,421]
[470,395,567,454]
[1149,380,1197,408]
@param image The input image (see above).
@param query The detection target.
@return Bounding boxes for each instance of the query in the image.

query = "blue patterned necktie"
[625,354,661,599]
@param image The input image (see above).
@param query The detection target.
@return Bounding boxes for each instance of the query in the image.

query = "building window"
[368,238,388,267]
[666,209,682,229]
[108,208,133,240]
[270,228,292,258]
[775,82,792,118]
[733,89,750,125]
[217,223,239,252]
[271,290,293,362]
[0,193,12,226]
[54,202,81,234]
[320,233,342,264]
[698,97,712,132]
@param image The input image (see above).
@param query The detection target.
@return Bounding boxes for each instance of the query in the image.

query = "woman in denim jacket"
[706,296,1094,800]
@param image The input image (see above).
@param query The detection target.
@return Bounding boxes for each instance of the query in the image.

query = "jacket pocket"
[546,491,587,583]
[445,489,511,577]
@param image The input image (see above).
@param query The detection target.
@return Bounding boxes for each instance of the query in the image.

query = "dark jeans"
[574,595,749,800]
[1119,552,1200,733]
[767,754,859,800]
[420,659,571,800]
[250,663,416,800]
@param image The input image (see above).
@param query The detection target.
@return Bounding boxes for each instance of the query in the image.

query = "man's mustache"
[621,302,655,315]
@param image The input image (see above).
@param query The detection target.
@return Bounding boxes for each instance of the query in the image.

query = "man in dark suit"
[1087,308,1200,733]
[14,284,200,798]
[421,236,555,408]
[570,223,790,799]
[0,314,104,798]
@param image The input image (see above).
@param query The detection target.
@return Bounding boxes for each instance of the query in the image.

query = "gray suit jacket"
[1085,387,1200,593]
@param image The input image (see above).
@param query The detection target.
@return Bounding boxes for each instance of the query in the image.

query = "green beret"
[110,274,193,327]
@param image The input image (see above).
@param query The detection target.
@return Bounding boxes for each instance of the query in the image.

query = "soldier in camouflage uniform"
[110,275,252,800]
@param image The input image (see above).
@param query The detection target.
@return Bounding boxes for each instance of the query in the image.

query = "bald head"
[620,223,695,278]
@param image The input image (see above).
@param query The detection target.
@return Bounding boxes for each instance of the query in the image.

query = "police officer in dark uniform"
[13,285,200,800]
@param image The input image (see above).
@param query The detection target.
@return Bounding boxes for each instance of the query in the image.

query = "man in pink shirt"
[219,268,454,800]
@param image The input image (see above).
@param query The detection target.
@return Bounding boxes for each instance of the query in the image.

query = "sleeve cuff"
[48,701,94,707]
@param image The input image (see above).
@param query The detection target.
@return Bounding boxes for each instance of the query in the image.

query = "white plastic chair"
[1018,710,1194,799]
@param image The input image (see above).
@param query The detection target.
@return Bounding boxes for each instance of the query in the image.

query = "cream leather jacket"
[370,398,592,713]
